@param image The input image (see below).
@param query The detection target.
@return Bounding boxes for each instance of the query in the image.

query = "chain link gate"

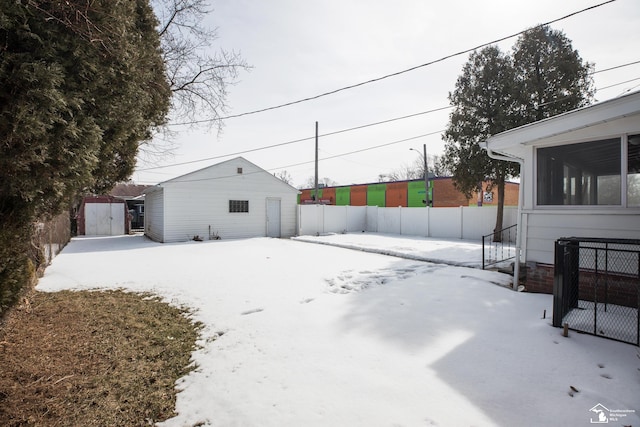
[553,237,640,346]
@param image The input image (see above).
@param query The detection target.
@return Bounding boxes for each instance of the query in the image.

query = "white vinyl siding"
[523,209,640,265]
[146,158,298,243]
[144,187,165,242]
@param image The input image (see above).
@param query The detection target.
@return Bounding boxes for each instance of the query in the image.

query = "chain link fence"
[553,237,639,346]
[31,212,71,273]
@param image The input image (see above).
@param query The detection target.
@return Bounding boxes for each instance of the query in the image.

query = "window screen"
[537,138,621,205]
[628,134,640,206]
[229,200,249,213]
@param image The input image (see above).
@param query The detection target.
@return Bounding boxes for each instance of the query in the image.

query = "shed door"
[266,199,281,238]
[109,203,125,235]
[85,203,125,235]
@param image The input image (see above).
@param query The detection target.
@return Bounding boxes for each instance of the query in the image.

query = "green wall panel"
[408,181,433,207]
[335,187,350,206]
[367,183,386,207]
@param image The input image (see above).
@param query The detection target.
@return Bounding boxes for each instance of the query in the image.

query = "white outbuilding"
[144,157,299,243]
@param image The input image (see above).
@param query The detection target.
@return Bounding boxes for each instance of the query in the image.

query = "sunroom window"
[537,138,621,205]
[628,134,640,206]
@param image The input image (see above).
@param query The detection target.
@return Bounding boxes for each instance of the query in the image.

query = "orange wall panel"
[351,185,367,206]
[321,187,336,205]
[299,189,313,204]
[385,182,408,207]
[433,179,468,207]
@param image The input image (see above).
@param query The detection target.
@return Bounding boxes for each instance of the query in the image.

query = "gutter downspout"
[479,141,524,291]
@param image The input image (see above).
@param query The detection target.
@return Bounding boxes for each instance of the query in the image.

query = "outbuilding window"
[229,200,249,213]
[536,135,640,206]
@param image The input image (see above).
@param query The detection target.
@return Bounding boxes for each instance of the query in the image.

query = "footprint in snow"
[241,308,264,315]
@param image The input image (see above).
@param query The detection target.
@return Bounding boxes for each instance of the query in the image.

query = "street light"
[410,143,430,206]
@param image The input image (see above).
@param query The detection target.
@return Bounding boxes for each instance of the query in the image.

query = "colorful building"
[299,177,519,208]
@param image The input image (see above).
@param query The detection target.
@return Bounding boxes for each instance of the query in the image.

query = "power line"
[155,131,445,184]
[139,68,637,173]
[139,71,638,173]
[592,59,640,74]
[266,76,640,171]
[597,76,640,92]
[135,67,638,185]
[311,131,444,163]
[137,106,452,171]
[167,0,617,126]
[322,106,452,138]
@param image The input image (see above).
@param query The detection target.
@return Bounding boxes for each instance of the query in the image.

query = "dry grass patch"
[0,290,201,426]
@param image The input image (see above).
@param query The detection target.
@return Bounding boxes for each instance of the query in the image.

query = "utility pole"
[314,121,319,204]
[423,143,429,207]
[410,143,430,206]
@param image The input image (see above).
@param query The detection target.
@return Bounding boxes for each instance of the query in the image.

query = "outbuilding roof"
[145,156,299,193]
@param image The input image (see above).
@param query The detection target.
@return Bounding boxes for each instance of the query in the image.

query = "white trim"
[485,91,640,150]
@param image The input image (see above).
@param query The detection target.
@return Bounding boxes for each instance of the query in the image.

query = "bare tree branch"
[152,0,250,131]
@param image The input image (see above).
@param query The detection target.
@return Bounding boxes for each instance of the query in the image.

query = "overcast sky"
[133,0,640,188]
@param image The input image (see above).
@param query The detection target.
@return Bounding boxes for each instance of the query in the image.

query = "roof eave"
[484,90,640,151]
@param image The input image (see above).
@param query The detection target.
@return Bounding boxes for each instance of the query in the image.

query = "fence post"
[566,240,580,310]
[344,205,348,232]
[552,240,565,327]
[426,206,430,237]
[482,234,486,270]
[459,206,464,239]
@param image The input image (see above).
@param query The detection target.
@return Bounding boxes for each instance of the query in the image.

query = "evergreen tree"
[441,26,594,238]
[0,0,170,218]
[0,0,171,313]
[442,46,519,237]
[512,25,594,124]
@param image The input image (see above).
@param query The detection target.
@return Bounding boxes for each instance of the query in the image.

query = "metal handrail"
[482,224,517,270]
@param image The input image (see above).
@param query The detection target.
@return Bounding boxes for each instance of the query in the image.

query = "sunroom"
[482,91,640,345]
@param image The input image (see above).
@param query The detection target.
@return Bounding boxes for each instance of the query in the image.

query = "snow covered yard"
[37,233,639,426]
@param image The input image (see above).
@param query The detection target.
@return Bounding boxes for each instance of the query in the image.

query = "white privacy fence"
[297,205,518,241]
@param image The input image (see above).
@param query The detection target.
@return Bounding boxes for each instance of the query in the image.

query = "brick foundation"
[524,262,554,294]
[524,261,638,309]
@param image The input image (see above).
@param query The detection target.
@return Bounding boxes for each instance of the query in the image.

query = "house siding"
[524,211,640,265]
[483,92,640,294]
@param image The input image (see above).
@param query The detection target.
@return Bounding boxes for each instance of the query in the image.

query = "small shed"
[77,196,129,236]
[144,157,299,243]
